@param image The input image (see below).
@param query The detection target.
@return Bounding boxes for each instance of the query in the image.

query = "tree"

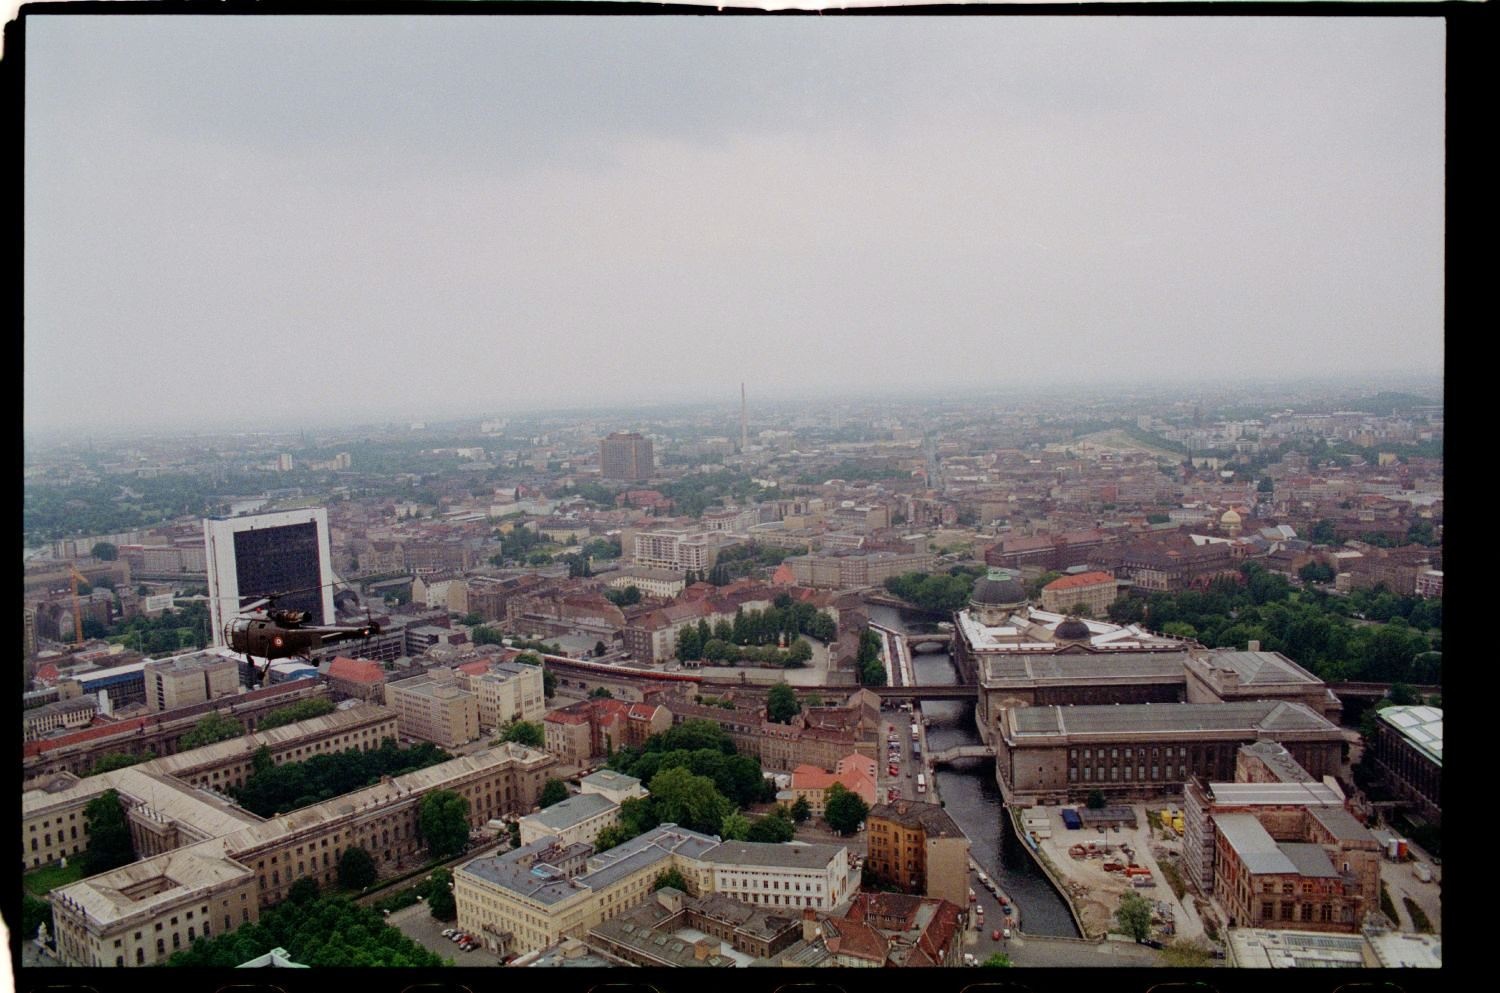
[1256,477,1275,493]
[543,669,557,697]
[823,782,869,836]
[418,789,471,859]
[981,953,1014,967]
[472,625,505,646]
[539,778,569,808]
[166,893,445,968]
[720,811,752,841]
[287,877,320,904]
[767,683,800,725]
[654,867,691,893]
[790,795,812,823]
[647,766,733,836]
[81,790,135,875]
[91,541,118,560]
[594,640,608,657]
[500,720,545,748]
[590,686,615,699]
[676,624,703,662]
[460,612,484,626]
[179,712,243,750]
[425,868,456,921]
[1114,891,1154,942]
[747,807,796,843]
[1086,790,1106,810]
[337,846,377,890]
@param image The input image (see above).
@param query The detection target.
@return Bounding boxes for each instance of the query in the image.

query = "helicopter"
[224,586,381,686]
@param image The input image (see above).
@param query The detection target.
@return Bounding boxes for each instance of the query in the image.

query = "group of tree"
[165,892,447,967]
[766,683,802,725]
[657,470,765,519]
[600,719,779,844]
[1106,563,1440,685]
[699,542,795,583]
[883,569,980,614]
[103,600,212,655]
[855,629,887,687]
[179,712,245,750]
[721,804,797,843]
[496,719,545,748]
[257,697,336,731]
[488,523,550,565]
[81,789,137,875]
[231,738,451,818]
[604,584,642,606]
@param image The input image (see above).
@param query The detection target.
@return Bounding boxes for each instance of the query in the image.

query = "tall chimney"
[802,907,818,942]
[741,382,748,453]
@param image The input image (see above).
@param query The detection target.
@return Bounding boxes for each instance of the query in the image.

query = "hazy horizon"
[25,15,1445,436]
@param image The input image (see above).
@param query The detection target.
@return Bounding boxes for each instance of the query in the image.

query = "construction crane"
[67,565,90,644]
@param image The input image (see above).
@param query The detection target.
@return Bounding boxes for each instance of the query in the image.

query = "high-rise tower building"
[599,432,654,481]
[204,508,336,647]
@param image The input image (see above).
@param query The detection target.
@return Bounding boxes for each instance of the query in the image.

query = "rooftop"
[1009,700,1338,738]
[1214,813,1297,874]
[982,652,1188,686]
[698,840,847,870]
[1198,650,1322,686]
[1376,705,1442,765]
[523,793,618,831]
[581,769,644,793]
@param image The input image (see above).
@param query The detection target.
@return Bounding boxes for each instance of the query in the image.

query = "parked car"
[441,928,456,937]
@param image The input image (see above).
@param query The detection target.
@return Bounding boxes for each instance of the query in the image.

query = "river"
[866,603,1080,937]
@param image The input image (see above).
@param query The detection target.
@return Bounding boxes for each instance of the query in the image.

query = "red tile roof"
[328,656,385,684]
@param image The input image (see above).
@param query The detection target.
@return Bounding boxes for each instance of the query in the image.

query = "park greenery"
[981,952,1015,967]
[178,712,244,750]
[231,739,451,818]
[256,697,336,731]
[104,600,212,655]
[883,567,983,613]
[165,893,447,967]
[419,790,471,859]
[1108,563,1441,685]
[600,719,778,846]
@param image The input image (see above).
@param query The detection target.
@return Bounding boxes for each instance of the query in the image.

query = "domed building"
[1219,508,1243,537]
[968,569,1029,626]
[1053,616,1092,645]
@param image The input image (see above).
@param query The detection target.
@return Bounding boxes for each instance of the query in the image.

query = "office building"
[205,509,336,648]
[1368,705,1441,826]
[384,670,480,747]
[600,432,654,481]
[518,792,620,848]
[144,653,241,713]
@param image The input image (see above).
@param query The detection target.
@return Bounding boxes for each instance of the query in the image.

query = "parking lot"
[385,901,503,965]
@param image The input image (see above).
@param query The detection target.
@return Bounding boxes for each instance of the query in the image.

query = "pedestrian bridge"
[930,745,996,766]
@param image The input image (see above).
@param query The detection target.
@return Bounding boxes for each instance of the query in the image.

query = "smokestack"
[741,382,748,453]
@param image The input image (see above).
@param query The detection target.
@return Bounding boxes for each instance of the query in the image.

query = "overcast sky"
[24,14,1444,436]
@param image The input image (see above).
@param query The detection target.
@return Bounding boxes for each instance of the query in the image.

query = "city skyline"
[25,15,1444,434]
